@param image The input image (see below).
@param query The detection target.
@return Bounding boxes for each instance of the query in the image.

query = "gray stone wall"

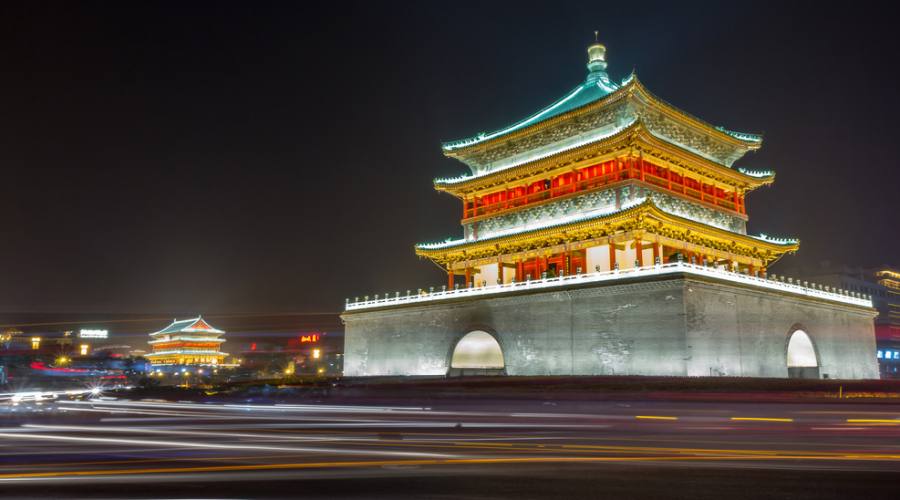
[342,275,878,379]
[684,281,878,379]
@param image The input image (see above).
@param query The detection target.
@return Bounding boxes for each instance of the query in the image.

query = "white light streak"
[0,431,456,459]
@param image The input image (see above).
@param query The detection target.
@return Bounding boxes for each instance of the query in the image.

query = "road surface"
[1,396,899,498]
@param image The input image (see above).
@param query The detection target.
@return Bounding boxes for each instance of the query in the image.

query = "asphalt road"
[1,396,899,498]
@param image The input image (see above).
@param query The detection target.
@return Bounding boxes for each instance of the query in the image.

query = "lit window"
[312,348,321,359]
[877,350,883,359]
[80,344,89,356]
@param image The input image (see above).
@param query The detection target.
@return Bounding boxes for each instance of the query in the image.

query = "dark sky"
[2,1,898,315]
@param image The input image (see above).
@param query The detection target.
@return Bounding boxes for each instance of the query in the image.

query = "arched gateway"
[786,329,820,379]
[448,331,505,376]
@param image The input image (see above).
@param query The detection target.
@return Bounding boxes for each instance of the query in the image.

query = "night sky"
[3,1,898,316]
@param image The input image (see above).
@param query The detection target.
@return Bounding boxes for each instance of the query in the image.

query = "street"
[1,396,899,498]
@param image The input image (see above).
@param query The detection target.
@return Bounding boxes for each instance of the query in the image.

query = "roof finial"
[586,33,608,81]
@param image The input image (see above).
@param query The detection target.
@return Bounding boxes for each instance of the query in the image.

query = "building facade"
[146,317,227,366]
[342,39,879,380]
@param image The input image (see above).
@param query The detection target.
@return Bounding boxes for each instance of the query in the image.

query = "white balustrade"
[345,262,872,311]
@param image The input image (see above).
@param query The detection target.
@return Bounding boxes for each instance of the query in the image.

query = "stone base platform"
[342,267,878,379]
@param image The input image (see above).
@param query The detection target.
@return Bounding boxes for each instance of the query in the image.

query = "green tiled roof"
[442,72,622,152]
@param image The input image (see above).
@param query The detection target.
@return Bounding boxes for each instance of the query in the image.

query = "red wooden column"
[635,238,643,267]
[497,260,503,284]
[609,239,617,270]
[652,241,660,264]
[448,269,455,288]
[464,267,472,287]
[516,259,523,281]
[748,264,756,276]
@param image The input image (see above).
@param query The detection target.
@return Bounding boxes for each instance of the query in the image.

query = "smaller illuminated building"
[146,317,227,366]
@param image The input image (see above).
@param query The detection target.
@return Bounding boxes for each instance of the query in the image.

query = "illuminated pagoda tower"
[342,37,878,380]
[146,316,227,366]
[416,37,797,284]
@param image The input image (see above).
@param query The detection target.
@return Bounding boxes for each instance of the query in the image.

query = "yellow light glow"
[312,348,321,359]
[730,417,793,422]
[79,344,89,356]
[31,337,41,350]
[317,367,325,374]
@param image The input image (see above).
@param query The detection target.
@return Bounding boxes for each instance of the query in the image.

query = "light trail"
[730,417,794,423]
[2,453,900,483]
[21,424,380,443]
[0,431,458,459]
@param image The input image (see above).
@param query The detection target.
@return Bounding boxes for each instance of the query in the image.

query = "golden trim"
[437,122,772,197]
[415,199,797,267]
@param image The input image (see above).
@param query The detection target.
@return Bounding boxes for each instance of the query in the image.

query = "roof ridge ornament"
[586,33,608,82]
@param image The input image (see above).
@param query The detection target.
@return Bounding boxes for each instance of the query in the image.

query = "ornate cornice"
[435,121,773,197]
[415,199,798,266]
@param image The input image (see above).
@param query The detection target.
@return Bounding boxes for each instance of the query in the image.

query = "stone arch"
[786,326,820,379]
[447,330,506,377]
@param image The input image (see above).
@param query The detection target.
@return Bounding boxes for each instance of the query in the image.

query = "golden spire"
[587,31,608,74]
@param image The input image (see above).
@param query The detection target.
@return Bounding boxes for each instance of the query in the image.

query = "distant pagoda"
[146,316,227,366]
[416,38,798,286]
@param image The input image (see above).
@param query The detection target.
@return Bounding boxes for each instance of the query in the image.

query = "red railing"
[463,160,745,221]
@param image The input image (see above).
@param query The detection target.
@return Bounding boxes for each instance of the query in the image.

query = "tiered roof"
[415,38,796,267]
[435,119,774,194]
[416,198,798,265]
[150,317,224,336]
[437,75,768,189]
